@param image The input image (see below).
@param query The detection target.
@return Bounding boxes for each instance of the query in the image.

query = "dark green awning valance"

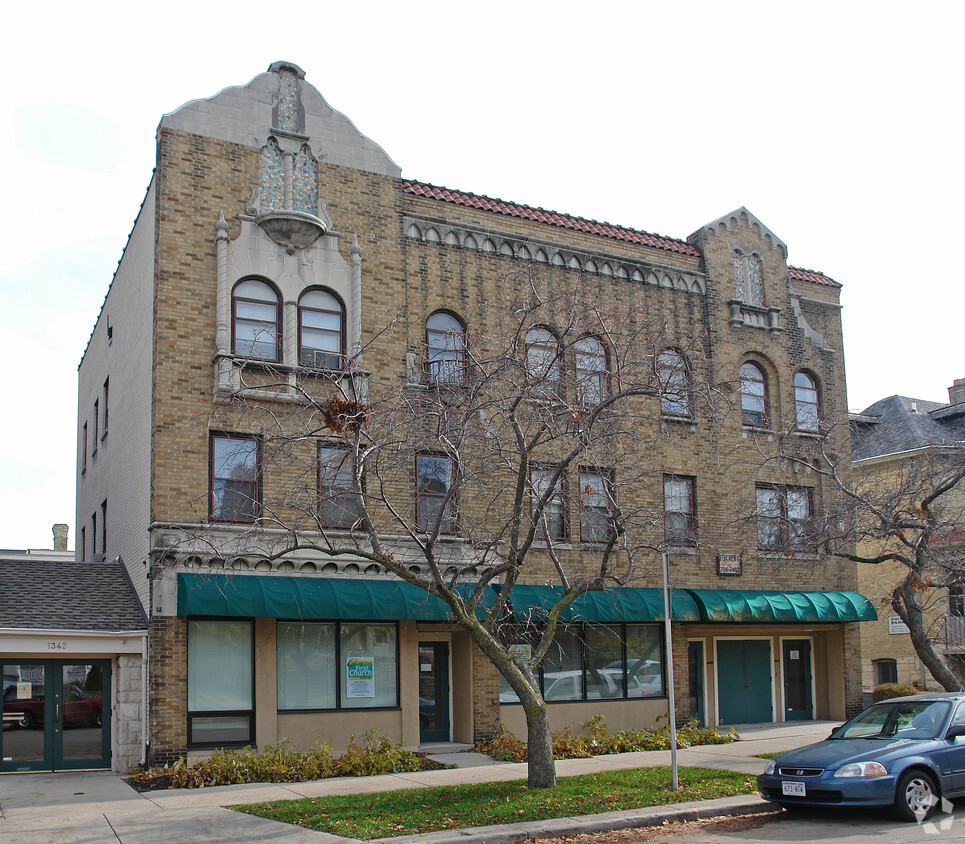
[499,585,701,623]
[176,573,495,621]
[684,589,877,623]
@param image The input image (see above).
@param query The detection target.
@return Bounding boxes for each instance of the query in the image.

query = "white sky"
[1,1,962,551]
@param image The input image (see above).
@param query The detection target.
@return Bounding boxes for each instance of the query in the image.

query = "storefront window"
[338,623,398,709]
[626,625,665,698]
[187,619,253,745]
[585,626,624,699]
[277,622,337,710]
[542,630,584,701]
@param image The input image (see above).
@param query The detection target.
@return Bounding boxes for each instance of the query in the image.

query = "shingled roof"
[0,559,146,631]
[403,180,838,285]
[851,395,965,461]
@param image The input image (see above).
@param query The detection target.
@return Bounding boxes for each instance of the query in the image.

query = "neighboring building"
[0,526,147,773]
[76,61,873,769]
[852,380,965,693]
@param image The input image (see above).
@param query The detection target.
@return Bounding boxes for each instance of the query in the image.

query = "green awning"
[499,585,701,623]
[176,573,495,621]
[684,589,877,623]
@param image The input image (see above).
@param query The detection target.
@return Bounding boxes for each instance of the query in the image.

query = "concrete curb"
[372,795,775,844]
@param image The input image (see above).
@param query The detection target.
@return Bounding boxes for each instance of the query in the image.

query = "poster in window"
[346,656,375,698]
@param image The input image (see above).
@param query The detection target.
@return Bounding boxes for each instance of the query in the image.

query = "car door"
[940,701,965,794]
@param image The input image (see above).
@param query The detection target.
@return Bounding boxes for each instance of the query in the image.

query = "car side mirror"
[945,725,965,740]
[827,725,843,739]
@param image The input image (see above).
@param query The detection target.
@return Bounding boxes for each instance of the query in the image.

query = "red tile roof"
[788,266,840,288]
[402,180,701,257]
[402,179,839,287]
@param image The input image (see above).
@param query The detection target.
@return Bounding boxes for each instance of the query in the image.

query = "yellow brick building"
[73,62,876,770]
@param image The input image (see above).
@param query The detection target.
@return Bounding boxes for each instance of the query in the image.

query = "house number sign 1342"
[47,641,68,650]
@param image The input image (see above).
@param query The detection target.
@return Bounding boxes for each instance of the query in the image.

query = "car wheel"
[893,769,939,822]
[18,712,34,730]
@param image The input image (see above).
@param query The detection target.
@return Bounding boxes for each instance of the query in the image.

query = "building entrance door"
[418,643,450,743]
[716,640,772,725]
[687,641,705,726]
[782,639,814,721]
[1,660,111,772]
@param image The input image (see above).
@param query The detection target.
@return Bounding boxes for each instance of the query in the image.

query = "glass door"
[782,640,813,721]
[418,643,450,743]
[1,660,111,772]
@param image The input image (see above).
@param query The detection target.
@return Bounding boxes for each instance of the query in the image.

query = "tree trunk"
[898,579,965,691]
[523,698,556,789]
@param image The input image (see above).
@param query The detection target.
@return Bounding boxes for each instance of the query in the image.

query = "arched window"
[526,327,561,397]
[658,349,690,417]
[575,336,608,405]
[232,278,281,361]
[794,371,820,432]
[740,362,768,427]
[299,288,345,369]
[426,312,466,383]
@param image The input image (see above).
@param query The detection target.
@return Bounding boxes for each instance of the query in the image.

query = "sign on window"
[345,656,375,698]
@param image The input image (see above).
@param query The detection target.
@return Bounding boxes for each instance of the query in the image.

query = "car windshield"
[833,700,951,740]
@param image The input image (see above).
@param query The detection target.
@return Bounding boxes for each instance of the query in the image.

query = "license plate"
[782,781,806,797]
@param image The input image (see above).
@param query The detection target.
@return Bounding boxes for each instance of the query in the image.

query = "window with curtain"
[232,278,281,361]
[579,468,614,543]
[277,622,337,710]
[318,445,363,528]
[757,484,813,551]
[425,311,466,383]
[530,466,566,540]
[740,362,768,427]
[210,434,260,522]
[299,288,345,369]
[575,336,608,405]
[526,327,562,397]
[338,623,398,708]
[187,619,253,745]
[664,475,696,546]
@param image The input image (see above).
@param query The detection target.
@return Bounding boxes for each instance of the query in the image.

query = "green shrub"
[473,716,738,761]
[873,683,919,702]
[129,731,421,789]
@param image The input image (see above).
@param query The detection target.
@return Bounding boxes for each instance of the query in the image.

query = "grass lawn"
[754,752,783,759]
[234,766,758,839]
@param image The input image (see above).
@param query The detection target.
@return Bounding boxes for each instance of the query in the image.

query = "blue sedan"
[758,692,965,821]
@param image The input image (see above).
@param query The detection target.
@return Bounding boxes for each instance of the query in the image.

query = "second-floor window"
[210,434,260,522]
[425,312,466,384]
[579,468,614,543]
[416,454,456,532]
[299,288,345,369]
[318,445,363,528]
[664,475,696,546]
[756,484,812,551]
[232,278,281,361]
[530,465,566,540]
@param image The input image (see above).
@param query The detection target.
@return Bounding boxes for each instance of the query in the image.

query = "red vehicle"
[3,684,102,729]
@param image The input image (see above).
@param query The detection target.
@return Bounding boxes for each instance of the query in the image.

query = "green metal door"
[1,660,111,772]
[716,640,772,725]
[418,643,450,743]
[782,639,813,721]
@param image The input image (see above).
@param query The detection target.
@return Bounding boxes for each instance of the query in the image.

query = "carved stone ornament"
[255,209,327,252]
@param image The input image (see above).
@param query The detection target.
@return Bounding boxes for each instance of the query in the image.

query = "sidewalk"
[0,722,833,844]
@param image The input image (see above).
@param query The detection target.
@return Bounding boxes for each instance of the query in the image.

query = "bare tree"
[199,270,718,788]
[772,427,965,691]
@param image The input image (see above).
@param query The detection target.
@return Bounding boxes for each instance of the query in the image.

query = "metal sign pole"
[662,549,678,791]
